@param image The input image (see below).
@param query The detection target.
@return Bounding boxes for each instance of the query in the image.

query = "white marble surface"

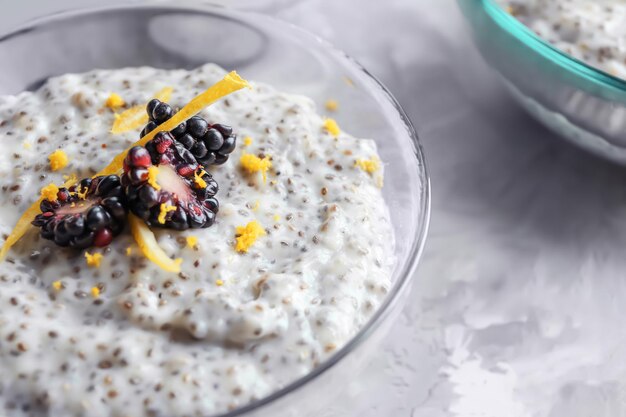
[4,0,626,416]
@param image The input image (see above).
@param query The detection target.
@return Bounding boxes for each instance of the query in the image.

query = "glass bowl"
[0,3,430,417]
[457,0,626,164]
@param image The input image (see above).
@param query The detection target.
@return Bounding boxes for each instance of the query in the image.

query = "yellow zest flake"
[85,252,103,268]
[99,72,249,177]
[273,214,281,222]
[325,99,339,112]
[147,166,161,191]
[323,118,341,138]
[48,150,69,171]
[194,169,208,189]
[243,136,253,146]
[105,93,125,109]
[41,183,59,202]
[129,213,182,273]
[240,153,272,183]
[158,203,177,225]
[215,279,224,287]
[23,142,32,150]
[235,220,266,253]
[52,280,63,291]
[110,87,173,134]
[186,236,198,249]
[252,200,260,211]
[90,286,101,298]
[355,157,380,174]
[126,247,132,256]
[76,185,89,200]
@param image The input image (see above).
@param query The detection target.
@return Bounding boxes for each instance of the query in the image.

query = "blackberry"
[122,132,219,230]
[141,100,237,167]
[32,175,127,249]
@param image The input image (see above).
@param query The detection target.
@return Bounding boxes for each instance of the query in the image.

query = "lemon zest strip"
[129,213,182,273]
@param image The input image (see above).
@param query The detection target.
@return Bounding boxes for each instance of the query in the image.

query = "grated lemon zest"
[76,185,89,200]
[186,236,198,249]
[323,118,341,138]
[240,153,272,183]
[52,281,62,291]
[85,252,103,268]
[90,286,101,298]
[194,170,208,189]
[157,203,177,225]
[235,220,266,253]
[355,157,380,174]
[147,166,161,191]
[41,183,59,202]
[243,136,252,146]
[105,93,125,109]
[48,150,69,171]
[325,99,339,112]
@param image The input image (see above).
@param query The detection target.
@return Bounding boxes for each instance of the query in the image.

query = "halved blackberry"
[32,175,127,249]
[140,99,237,167]
[122,132,219,230]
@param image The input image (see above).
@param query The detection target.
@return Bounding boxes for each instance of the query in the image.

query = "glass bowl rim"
[0,2,431,416]
[480,0,626,93]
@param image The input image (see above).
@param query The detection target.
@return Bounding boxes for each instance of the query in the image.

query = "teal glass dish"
[457,0,626,164]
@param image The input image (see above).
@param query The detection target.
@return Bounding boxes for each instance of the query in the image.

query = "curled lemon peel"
[111,87,173,134]
[85,252,103,268]
[0,72,249,262]
[235,220,266,253]
[157,203,177,225]
[129,213,182,273]
[48,150,69,171]
[147,166,161,191]
[105,93,125,109]
[240,153,272,183]
[99,71,249,177]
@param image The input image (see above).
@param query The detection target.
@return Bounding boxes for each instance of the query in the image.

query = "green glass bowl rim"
[482,0,626,93]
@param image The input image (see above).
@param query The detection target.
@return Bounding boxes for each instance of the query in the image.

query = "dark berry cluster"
[141,99,237,167]
[32,175,127,249]
[32,100,238,249]
[122,132,219,230]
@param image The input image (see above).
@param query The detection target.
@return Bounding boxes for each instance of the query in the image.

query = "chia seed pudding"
[0,64,394,417]
[499,0,626,79]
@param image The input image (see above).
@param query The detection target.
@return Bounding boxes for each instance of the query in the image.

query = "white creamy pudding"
[498,0,626,79]
[0,64,394,417]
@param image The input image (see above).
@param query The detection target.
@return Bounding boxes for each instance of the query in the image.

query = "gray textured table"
[4,1,626,416]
